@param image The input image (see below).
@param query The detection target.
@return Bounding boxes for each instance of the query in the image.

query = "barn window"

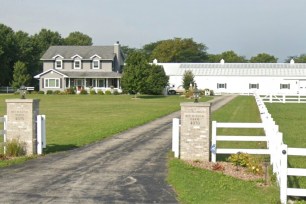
[249,83,259,89]
[280,84,290,89]
[217,83,227,89]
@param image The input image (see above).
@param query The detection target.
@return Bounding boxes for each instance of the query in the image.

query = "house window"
[93,60,100,69]
[249,83,259,89]
[74,60,81,69]
[55,60,62,69]
[217,83,227,89]
[45,78,60,88]
[98,79,105,87]
[280,84,290,89]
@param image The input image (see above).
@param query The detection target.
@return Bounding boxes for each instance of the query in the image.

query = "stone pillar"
[5,99,40,155]
[180,102,211,161]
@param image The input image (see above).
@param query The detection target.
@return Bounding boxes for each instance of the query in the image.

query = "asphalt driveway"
[0,95,236,204]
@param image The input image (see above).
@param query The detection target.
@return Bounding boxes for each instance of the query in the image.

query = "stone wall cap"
[5,99,40,103]
[180,102,211,107]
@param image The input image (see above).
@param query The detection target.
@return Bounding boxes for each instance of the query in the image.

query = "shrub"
[90,89,96,95]
[113,90,119,95]
[30,91,38,94]
[105,90,112,95]
[38,91,44,94]
[65,87,76,94]
[227,152,264,175]
[53,90,61,95]
[5,139,26,157]
[97,90,104,95]
[46,90,53,95]
[80,89,88,95]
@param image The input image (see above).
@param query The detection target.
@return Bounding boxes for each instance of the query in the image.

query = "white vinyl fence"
[172,93,306,204]
[260,94,306,103]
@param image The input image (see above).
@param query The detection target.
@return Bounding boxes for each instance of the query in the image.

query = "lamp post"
[193,83,200,103]
[20,85,26,99]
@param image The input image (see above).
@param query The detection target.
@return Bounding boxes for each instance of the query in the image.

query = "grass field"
[266,103,306,192]
[0,94,213,154]
[168,96,280,204]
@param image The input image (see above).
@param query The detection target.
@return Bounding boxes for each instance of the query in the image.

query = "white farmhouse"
[155,59,306,95]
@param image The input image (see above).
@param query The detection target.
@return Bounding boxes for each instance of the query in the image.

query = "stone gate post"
[5,99,40,155]
[180,102,211,161]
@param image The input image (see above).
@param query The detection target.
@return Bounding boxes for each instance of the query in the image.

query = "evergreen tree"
[11,61,31,89]
[182,70,195,91]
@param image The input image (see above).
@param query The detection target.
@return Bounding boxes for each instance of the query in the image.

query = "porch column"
[68,78,70,88]
[117,78,120,88]
[106,79,108,88]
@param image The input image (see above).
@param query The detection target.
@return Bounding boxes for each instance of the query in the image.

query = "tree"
[149,38,208,62]
[11,61,31,89]
[121,51,169,95]
[182,70,195,91]
[64,31,92,45]
[121,51,149,94]
[285,54,306,63]
[0,24,18,86]
[208,51,247,63]
[250,53,278,63]
[33,29,63,54]
[145,64,169,95]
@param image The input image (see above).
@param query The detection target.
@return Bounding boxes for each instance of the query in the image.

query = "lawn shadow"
[44,144,79,154]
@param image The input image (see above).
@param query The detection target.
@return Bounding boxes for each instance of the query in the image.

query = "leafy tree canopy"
[64,31,92,46]
[250,53,278,63]
[148,38,208,63]
[121,51,168,95]
[285,54,306,63]
[208,50,247,63]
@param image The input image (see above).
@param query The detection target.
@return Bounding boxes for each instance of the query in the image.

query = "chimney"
[114,41,123,72]
[220,59,225,64]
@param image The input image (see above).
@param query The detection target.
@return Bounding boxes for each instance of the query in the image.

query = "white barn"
[155,59,306,95]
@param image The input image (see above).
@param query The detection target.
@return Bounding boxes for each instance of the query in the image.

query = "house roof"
[34,69,68,79]
[41,46,116,60]
[60,71,122,78]
[158,63,306,77]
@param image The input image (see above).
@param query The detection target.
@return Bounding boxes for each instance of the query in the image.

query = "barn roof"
[158,62,306,77]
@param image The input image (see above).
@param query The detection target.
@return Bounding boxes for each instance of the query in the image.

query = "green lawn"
[0,94,212,154]
[167,96,280,204]
[266,103,306,193]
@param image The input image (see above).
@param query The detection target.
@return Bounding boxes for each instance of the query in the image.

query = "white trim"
[71,54,83,59]
[92,60,100,69]
[74,60,81,69]
[44,78,60,88]
[52,54,64,59]
[90,54,101,59]
[34,69,68,79]
[55,59,63,69]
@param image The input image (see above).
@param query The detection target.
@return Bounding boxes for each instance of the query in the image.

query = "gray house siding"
[39,72,65,92]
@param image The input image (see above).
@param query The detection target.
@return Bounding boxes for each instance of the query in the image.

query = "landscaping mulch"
[186,160,264,181]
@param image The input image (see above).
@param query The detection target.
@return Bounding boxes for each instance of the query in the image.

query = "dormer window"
[55,59,62,69]
[93,60,100,69]
[74,60,81,69]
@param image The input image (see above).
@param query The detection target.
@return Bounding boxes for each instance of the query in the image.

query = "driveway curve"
[0,95,236,204]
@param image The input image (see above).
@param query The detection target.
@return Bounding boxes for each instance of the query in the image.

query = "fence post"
[172,118,180,158]
[42,115,46,148]
[37,115,42,155]
[283,95,285,103]
[3,115,7,154]
[270,94,273,103]
[211,121,217,162]
[280,144,288,204]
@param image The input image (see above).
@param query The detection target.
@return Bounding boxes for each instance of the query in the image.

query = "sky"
[0,0,306,62]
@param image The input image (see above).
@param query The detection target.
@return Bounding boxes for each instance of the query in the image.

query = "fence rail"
[260,94,306,103]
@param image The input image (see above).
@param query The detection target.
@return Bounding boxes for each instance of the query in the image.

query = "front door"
[75,79,83,92]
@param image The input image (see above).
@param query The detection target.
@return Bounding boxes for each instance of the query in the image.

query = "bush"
[97,90,104,95]
[80,89,88,95]
[90,89,96,95]
[227,152,264,175]
[53,90,61,95]
[65,87,75,94]
[5,139,26,157]
[105,90,112,95]
[46,90,53,95]
[113,90,120,95]
[38,91,44,94]
[30,91,38,94]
